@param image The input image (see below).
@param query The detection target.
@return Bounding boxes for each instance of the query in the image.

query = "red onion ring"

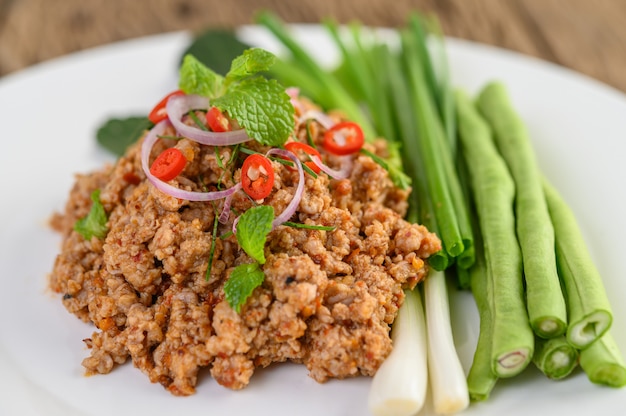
[266,148,305,229]
[298,109,336,130]
[219,183,242,223]
[141,120,241,202]
[166,94,251,145]
[286,87,304,114]
[310,155,353,180]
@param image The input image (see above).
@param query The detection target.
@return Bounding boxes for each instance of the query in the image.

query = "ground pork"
[48,99,441,395]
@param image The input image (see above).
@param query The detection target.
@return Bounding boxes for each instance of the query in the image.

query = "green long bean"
[476,82,567,339]
[543,179,613,349]
[533,336,579,380]
[579,332,626,387]
[455,90,534,377]
[466,218,498,400]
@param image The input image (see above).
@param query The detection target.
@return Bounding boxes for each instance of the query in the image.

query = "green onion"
[368,289,428,416]
[424,270,469,413]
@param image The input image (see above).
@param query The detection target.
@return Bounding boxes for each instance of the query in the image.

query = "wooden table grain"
[1,0,626,92]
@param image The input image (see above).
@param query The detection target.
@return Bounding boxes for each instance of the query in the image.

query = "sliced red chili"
[150,148,187,181]
[148,90,185,124]
[206,107,232,132]
[241,154,275,200]
[322,121,365,156]
[284,142,322,174]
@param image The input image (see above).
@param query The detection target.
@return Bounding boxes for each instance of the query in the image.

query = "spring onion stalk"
[401,29,463,259]
[407,15,474,270]
[424,270,470,414]
[455,89,534,377]
[542,179,613,349]
[476,82,567,339]
[382,41,449,270]
[368,289,428,416]
[532,336,579,380]
[579,331,626,388]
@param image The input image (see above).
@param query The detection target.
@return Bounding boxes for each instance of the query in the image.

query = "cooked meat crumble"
[48,101,441,395]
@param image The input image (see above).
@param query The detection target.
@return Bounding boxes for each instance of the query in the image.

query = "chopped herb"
[305,119,317,148]
[235,205,274,264]
[156,134,183,140]
[220,230,234,240]
[96,116,153,157]
[74,189,108,240]
[224,262,265,313]
[360,147,412,190]
[214,147,225,170]
[205,202,220,280]
[187,110,209,131]
[283,221,336,231]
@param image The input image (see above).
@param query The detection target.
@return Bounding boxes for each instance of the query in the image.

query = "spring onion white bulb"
[424,270,469,414]
[368,288,428,416]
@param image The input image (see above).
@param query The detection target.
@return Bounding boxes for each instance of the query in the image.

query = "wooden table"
[2,0,626,92]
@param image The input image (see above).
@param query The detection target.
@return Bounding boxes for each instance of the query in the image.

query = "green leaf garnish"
[235,205,274,264]
[179,54,225,97]
[224,262,265,313]
[180,29,251,76]
[74,189,108,240]
[96,116,152,157]
[177,47,294,147]
[226,48,276,84]
[212,77,294,146]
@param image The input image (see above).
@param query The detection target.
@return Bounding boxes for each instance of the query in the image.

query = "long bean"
[542,179,613,349]
[579,332,626,387]
[533,336,579,380]
[476,82,567,339]
[455,90,534,377]
[466,220,498,401]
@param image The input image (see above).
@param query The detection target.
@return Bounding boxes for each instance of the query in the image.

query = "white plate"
[1,25,625,416]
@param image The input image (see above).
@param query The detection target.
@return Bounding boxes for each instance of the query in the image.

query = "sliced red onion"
[298,109,336,130]
[141,120,241,202]
[166,94,251,145]
[310,155,353,180]
[219,183,242,223]
[266,148,305,229]
[286,87,304,114]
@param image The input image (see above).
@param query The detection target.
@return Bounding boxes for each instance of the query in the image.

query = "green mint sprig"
[74,189,108,240]
[224,262,266,313]
[178,49,294,147]
[223,205,275,312]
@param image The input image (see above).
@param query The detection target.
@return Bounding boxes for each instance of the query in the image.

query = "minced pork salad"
[48,48,440,395]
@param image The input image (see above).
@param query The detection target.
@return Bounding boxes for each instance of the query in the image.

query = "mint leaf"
[96,116,152,157]
[179,54,224,97]
[226,48,276,84]
[180,30,251,76]
[212,77,294,146]
[235,205,274,264]
[74,189,108,240]
[224,262,265,313]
